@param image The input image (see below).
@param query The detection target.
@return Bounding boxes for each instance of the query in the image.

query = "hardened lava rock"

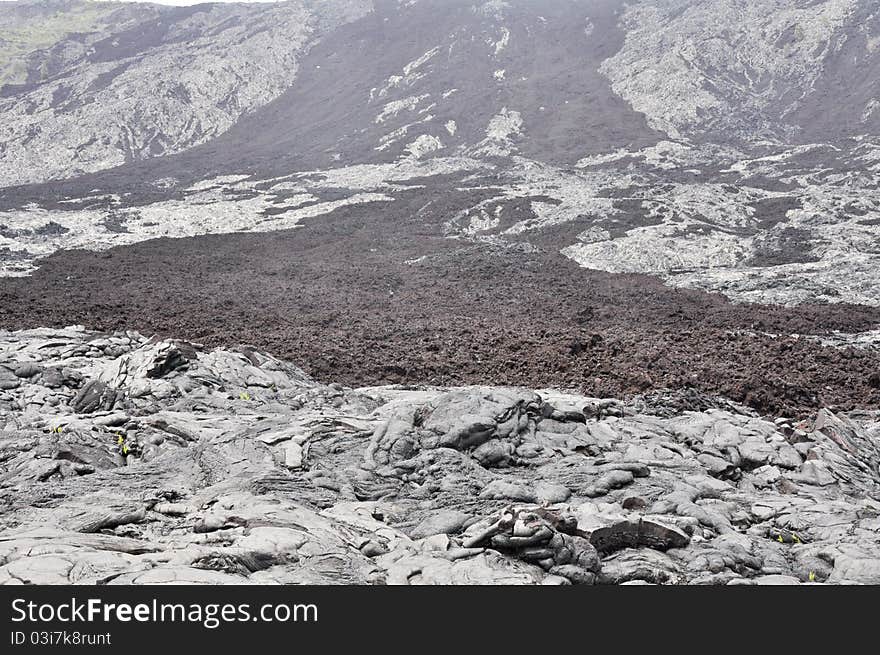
[1,327,879,585]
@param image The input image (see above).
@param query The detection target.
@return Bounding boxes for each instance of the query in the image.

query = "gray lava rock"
[13,363,42,378]
[584,470,634,497]
[0,366,19,390]
[479,480,537,502]
[409,510,472,540]
[72,380,116,414]
[1,327,878,586]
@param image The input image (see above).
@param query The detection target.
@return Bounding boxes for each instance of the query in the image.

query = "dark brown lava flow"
[1,179,879,418]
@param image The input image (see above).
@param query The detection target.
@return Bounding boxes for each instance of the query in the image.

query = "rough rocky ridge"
[1,326,878,585]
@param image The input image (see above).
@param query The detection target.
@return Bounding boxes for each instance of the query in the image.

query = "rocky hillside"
[0,0,372,187]
[1,0,879,308]
[1,326,879,584]
[4,0,878,183]
[602,0,880,145]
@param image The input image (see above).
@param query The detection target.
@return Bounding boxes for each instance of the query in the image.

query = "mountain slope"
[0,0,372,187]
[2,1,880,307]
[4,0,880,192]
[602,0,880,144]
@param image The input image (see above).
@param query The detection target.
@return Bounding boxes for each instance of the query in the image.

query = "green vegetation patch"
[0,1,118,86]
